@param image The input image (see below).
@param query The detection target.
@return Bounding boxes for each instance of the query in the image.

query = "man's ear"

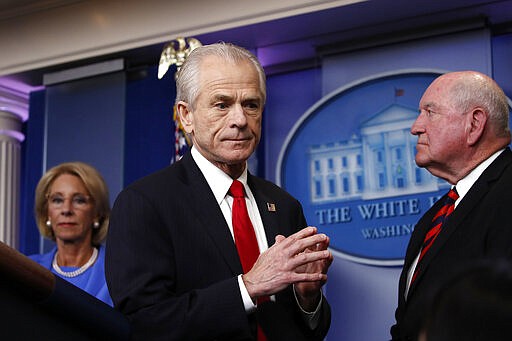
[176,101,193,134]
[467,107,487,146]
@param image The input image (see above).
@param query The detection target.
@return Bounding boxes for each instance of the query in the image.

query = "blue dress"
[29,244,113,306]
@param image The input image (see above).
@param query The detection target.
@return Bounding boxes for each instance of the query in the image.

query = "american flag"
[158,37,201,164]
[171,106,191,164]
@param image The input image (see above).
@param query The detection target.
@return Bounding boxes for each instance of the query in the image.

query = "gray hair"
[175,42,266,109]
[449,72,510,138]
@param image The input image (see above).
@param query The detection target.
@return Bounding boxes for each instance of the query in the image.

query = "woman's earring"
[93,221,100,229]
[46,219,51,227]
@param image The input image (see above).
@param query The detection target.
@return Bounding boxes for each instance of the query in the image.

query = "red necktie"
[411,187,459,283]
[230,180,260,272]
[229,180,267,341]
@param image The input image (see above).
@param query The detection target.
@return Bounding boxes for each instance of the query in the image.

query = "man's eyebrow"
[212,94,233,101]
[421,102,438,110]
[243,96,262,102]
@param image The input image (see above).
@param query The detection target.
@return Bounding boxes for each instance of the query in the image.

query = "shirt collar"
[191,146,248,204]
[455,148,505,204]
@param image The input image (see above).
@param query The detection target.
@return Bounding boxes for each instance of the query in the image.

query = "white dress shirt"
[191,147,268,312]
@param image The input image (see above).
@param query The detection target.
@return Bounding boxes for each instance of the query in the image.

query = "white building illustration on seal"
[308,103,447,203]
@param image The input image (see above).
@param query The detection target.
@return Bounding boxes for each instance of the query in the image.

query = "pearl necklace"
[52,247,98,278]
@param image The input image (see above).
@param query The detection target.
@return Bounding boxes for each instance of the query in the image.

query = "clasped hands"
[242,226,333,311]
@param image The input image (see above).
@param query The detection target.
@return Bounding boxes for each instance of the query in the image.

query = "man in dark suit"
[106,42,333,340]
[391,70,512,341]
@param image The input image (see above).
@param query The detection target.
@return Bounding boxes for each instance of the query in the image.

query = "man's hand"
[293,233,333,311]
[242,226,332,303]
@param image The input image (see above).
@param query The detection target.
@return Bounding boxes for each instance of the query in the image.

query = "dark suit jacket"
[105,151,330,340]
[391,148,512,341]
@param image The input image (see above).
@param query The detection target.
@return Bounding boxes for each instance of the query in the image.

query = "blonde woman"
[29,161,112,306]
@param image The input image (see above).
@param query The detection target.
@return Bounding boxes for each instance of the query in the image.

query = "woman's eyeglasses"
[47,194,92,209]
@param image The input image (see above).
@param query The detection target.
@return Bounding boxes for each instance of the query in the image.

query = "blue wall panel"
[264,67,321,182]
[124,66,175,187]
[45,72,126,203]
[492,33,512,97]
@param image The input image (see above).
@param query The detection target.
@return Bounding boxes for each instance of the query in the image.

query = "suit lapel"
[248,175,280,248]
[404,200,443,297]
[409,148,512,293]
[180,153,242,275]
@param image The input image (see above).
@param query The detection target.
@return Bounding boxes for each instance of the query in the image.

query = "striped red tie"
[229,180,268,341]
[411,187,459,283]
